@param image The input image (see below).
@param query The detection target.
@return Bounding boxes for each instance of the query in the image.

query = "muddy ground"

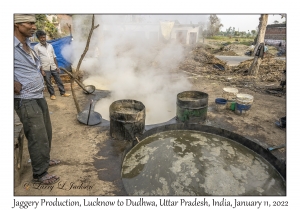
[14,70,286,195]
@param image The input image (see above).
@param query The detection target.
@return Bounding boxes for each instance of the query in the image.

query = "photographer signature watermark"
[23,181,94,191]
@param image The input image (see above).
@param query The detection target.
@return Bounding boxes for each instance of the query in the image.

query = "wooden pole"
[74,15,99,78]
[249,14,268,76]
[70,14,99,114]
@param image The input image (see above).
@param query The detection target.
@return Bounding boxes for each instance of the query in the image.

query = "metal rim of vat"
[177,90,208,109]
[109,99,146,123]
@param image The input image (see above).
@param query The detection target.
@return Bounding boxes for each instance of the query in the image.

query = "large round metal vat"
[109,100,145,141]
[121,124,286,196]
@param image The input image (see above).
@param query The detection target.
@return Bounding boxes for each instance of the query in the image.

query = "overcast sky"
[217,14,284,32]
[143,14,285,32]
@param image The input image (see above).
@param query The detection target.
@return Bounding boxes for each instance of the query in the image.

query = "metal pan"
[77,99,102,125]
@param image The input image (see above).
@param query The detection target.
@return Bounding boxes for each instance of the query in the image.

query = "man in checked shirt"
[14,14,60,185]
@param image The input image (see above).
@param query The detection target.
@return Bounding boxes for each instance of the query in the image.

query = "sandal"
[49,159,61,167]
[32,173,60,185]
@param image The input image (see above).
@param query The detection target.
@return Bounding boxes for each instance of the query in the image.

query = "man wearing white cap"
[14,14,60,185]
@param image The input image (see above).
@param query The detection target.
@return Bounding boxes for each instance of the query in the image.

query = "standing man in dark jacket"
[14,14,60,185]
[34,30,71,100]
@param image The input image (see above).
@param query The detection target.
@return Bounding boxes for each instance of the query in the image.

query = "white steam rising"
[68,15,193,124]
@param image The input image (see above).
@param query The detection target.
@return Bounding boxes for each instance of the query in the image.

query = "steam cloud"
[64,15,193,124]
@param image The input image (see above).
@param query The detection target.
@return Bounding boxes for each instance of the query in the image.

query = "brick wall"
[265,24,286,40]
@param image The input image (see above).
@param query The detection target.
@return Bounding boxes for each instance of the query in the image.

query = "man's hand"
[41,70,46,76]
[56,67,60,73]
[14,81,22,95]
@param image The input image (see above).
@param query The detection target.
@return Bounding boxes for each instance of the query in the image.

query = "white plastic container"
[222,87,238,101]
[235,94,254,115]
[236,94,254,105]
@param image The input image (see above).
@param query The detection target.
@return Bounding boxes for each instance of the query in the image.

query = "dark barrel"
[109,99,146,141]
[176,91,208,123]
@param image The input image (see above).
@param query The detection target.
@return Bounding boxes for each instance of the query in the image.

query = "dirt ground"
[14,40,286,196]
[14,42,286,196]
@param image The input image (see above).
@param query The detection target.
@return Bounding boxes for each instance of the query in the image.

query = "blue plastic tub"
[215,98,227,104]
[236,103,251,111]
[215,98,227,111]
[235,103,252,115]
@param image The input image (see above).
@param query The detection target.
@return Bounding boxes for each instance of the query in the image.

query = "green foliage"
[225,26,233,36]
[206,36,254,46]
[35,14,47,31]
[35,14,61,39]
[238,40,253,46]
[208,36,226,40]
[234,31,240,36]
[45,21,60,39]
[251,30,256,36]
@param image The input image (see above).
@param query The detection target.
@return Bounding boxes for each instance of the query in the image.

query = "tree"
[247,30,250,37]
[234,31,240,36]
[248,14,268,76]
[207,15,223,37]
[70,14,99,113]
[240,31,246,37]
[225,26,232,36]
[35,14,47,31]
[251,30,256,37]
[273,20,279,24]
[45,21,59,39]
[35,14,60,39]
